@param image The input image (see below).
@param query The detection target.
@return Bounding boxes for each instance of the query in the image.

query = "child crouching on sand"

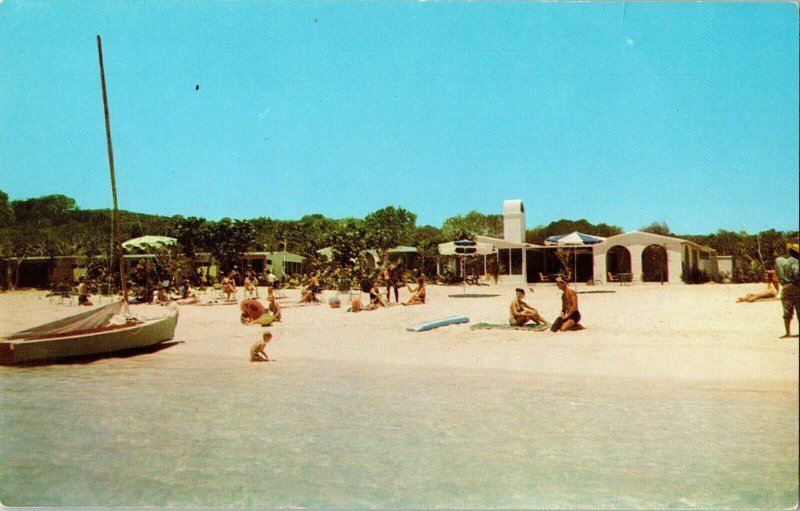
[250,332,272,362]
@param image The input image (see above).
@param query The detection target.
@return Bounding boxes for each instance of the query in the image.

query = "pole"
[97,35,128,303]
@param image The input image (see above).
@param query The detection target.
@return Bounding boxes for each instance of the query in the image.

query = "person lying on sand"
[509,287,547,326]
[737,270,780,303]
[551,277,582,332]
[403,276,426,306]
[250,332,271,362]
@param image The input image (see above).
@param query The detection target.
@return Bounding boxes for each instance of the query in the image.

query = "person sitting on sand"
[737,270,780,303]
[221,272,237,302]
[250,332,272,362]
[551,277,581,332]
[299,274,321,303]
[153,282,170,306]
[403,276,427,306]
[509,287,547,326]
[367,280,388,309]
[176,279,199,305]
[267,287,282,321]
[240,298,271,325]
[77,277,93,306]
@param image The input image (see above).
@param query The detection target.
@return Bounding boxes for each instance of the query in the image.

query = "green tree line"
[1,191,796,287]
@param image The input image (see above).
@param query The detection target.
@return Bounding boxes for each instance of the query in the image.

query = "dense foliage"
[0,190,796,289]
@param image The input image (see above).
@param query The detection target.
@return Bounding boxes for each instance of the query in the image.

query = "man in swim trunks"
[775,243,800,338]
[509,288,547,326]
[551,277,581,332]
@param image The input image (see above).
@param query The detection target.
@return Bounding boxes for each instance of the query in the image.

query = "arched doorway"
[642,244,668,282]
[606,245,631,278]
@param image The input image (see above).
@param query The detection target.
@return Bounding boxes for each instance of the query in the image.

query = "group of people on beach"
[509,277,582,332]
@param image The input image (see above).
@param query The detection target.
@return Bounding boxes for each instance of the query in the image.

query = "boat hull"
[0,311,178,365]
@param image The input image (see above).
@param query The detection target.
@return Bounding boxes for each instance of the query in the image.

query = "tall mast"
[97,35,128,303]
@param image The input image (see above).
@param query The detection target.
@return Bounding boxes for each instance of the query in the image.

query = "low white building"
[592,231,718,284]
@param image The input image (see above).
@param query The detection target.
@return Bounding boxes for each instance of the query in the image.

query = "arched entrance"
[642,244,668,282]
[606,245,631,277]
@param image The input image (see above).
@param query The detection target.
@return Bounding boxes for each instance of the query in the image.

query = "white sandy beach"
[2,282,798,509]
[1,282,797,388]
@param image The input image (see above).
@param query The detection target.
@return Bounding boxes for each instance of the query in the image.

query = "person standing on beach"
[509,288,547,326]
[775,243,800,338]
[551,277,581,332]
[384,264,399,303]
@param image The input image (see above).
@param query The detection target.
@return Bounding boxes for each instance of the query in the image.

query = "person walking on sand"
[775,243,800,338]
[509,287,547,326]
[551,277,581,332]
[250,332,272,362]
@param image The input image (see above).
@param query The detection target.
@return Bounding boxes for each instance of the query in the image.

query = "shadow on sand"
[11,341,183,367]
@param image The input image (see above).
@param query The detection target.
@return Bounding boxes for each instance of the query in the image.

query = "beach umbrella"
[122,235,177,252]
[544,232,606,246]
[543,232,606,283]
[438,240,497,256]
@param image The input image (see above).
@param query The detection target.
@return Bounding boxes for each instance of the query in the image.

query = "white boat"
[0,302,178,365]
[0,36,179,365]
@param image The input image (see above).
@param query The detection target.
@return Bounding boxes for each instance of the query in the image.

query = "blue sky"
[1,1,797,235]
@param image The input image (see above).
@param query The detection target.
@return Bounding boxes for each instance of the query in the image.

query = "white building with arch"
[592,231,719,284]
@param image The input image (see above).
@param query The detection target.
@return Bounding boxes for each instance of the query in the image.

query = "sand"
[1,282,797,389]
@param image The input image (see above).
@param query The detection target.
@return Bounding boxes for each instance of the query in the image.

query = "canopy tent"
[122,235,177,252]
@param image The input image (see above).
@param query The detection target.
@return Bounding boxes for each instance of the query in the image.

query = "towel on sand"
[470,322,549,331]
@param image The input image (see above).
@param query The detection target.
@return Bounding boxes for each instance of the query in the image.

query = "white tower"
[503,200,525,243]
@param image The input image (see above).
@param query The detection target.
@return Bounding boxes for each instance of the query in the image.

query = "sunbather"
[509,288,547,326]
[403,276,426,305]
[221,272,237,302]
[153,282,170,306]
[736,270,780,302]
[551,277,581,332]
[244,272,258,299]
[299,274,321,303]
[77,277,93,306]
[267,287,282,321]
[368,280,388,309]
